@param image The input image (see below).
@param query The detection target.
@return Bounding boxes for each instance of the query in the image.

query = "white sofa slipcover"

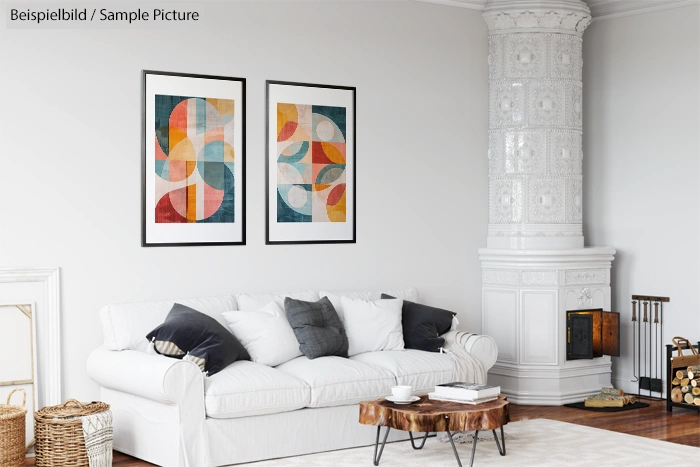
[351,349,455,394]
[87,289,497,467]
[204,361,310,419]
[275,356,396,408]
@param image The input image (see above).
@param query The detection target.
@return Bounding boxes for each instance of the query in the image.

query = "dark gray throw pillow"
[146,303,250,376]
[382,294,456,352]
[284,296,349,359]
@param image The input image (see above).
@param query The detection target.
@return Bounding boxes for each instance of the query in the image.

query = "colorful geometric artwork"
[143,70,245,247]
[266,80,355,244]
[276,103,346,223]
[154,95,235,223]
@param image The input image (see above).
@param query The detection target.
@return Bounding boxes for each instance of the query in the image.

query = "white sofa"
[87,290,497,467]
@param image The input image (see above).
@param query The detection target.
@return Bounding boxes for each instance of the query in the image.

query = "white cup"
[391,385,412,401]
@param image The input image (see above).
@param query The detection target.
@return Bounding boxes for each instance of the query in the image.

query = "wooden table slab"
[359,394,510,433]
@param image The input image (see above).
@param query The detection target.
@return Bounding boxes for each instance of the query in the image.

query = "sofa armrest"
[86,346,203,405]
[87,346,212,467]
[461,334,498,371]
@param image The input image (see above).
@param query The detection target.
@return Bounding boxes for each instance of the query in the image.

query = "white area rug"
[248,419,700,466]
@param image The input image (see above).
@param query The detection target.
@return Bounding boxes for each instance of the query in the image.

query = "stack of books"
[428,382,500,405]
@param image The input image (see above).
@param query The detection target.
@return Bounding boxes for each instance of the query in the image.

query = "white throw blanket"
[438,331,487,443]
[441,331,486,385]
[81,410,113,467]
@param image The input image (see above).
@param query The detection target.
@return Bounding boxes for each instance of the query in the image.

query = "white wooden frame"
[0,268,61,406]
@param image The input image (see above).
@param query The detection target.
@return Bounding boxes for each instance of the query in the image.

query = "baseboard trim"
[501,386,603,405]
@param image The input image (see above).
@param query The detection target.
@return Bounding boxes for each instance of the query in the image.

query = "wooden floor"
[26,398,700,466]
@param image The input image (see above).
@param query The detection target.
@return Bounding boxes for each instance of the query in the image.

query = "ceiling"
[415,0,700,19]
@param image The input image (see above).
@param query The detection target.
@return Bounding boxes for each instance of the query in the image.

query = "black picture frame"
[142,70,246,247]
[265,80,356,245]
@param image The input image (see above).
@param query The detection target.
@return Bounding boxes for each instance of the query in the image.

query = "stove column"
[483,0,591,249]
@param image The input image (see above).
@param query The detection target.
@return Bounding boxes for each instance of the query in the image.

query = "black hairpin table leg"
[409,431,429,450]
[373,426,504,467]
[493,426,506,455]
[446,430,464,467]
[373,426,390,466]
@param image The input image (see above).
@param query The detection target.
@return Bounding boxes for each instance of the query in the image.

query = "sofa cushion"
[146,303,250,376]
[276,356,396,408]
[382,294,456,352]
[204,360,310,419]
[101,295,237,352]
[284,297,349,359]
[236,291,319,311]
[341,297,404,356]
[320,288,418,322]
[351,349,454,393]
[223,302,302,367]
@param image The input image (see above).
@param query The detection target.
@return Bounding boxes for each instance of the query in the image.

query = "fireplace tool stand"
[631,295,670,400]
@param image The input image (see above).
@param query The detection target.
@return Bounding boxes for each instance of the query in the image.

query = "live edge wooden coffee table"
[359,394,509,467]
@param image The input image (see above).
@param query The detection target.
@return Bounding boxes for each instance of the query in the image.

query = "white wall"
[0,1,488,400]
[583,5,700,394]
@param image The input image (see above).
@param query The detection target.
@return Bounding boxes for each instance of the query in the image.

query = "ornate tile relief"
[505,33,547,79]
[549,131,582,174]
[490,82,526,129]
[565,269,606,285]
[490,178,524,224]
[488,35,505,80]
[528,82,566,127]
[566,83,583,129]
[489,131,506,176]
[565,178,583,223]
[522,270,558,286]
[548,34,582,80]
[483,269,520,285]
[504,131,546,175]
[528,178,565,223]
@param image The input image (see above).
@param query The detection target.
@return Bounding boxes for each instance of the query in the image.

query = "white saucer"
[386,395,420,404]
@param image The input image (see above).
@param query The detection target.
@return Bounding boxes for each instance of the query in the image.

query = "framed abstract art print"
[142,70,245,246]
[266,80,356,244]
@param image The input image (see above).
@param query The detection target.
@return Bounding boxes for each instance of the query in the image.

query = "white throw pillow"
[340,297,405,357]
[320,288,418,322]
[223,302,302,367]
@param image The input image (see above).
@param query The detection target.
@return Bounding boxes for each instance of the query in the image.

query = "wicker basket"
[0,388,28,467]
[34,399,110,467]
